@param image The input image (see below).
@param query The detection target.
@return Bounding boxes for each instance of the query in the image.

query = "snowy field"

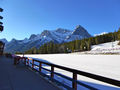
[19,54,120,90]
[78,41,120,54]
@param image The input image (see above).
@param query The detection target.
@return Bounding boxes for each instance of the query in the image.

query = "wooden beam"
[72,73,77,90]
[32,60,34,68]
[51,66,54,78]
[39,62,42,72]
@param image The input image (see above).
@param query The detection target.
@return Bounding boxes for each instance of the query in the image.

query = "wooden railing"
[14,56,120,90]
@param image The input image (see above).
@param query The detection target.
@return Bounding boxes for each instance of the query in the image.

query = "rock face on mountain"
[29,34,37,40]
[4,25,91,53]
[0,38,8,44]
[65,25,91,42]
[72,25,91,37]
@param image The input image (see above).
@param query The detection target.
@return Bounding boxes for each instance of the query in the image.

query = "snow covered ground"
[76,41,120,54]
[19,54,120,90]
[91,41,120,54]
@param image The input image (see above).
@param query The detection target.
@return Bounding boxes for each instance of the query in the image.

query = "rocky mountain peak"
[4,25,92,53]
[29,34,37,40]
[55,28,71,34]
[76,25,83,29]
[11,38,16,41]
[72,25,91,37]
[0,38,8,44]
[40,30,51,37]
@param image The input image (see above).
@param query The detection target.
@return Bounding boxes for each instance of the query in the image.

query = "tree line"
[16,28,120,54]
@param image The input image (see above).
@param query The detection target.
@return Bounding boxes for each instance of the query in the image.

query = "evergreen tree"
[24,27,120,54]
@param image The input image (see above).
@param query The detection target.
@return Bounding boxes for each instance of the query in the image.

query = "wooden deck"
[0,56,59,90]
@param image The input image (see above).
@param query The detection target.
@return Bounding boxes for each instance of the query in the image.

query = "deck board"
[0,56,59,90]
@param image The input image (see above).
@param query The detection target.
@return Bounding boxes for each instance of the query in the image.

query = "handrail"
[14,56,120,90]
[32,58,120,87]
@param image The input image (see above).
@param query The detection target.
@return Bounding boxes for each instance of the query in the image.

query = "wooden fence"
[14,56,120,90]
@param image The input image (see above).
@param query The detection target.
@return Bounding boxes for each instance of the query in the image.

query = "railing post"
[39,62,42,72]
[24,58,26,65]
[32,59,34,68]
[51,66,54,78]
[14,57,17,65]
[27,59,29,66]
[72,73,77,90]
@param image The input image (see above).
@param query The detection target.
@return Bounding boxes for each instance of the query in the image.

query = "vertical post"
[72,73,77,90]
[27,59,29,66]
[14,57,17,65]
[17,57,20,64]
[32,59,34,68]
[51,66,54,78]
[39,62,42,72]
[24,58,26,65]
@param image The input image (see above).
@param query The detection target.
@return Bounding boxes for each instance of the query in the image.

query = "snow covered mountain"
[4,25,91,53]
[65,25,91,42]
[0,38,8,44]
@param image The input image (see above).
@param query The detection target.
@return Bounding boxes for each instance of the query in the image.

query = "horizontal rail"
[28,62,73,90]
[13,56,120,90]
[29,62,97,89]
[32,58,120,87]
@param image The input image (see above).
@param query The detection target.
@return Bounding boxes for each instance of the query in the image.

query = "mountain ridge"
[2,25,91,53]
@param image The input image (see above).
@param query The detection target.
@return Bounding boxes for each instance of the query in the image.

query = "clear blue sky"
[0,0,120,41]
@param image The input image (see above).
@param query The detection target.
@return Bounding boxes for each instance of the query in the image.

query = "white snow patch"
[89,41,120,54]
[43,36,46,38]
[94,32,108,36]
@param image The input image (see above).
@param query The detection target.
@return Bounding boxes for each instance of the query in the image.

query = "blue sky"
[0,0,120,41]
